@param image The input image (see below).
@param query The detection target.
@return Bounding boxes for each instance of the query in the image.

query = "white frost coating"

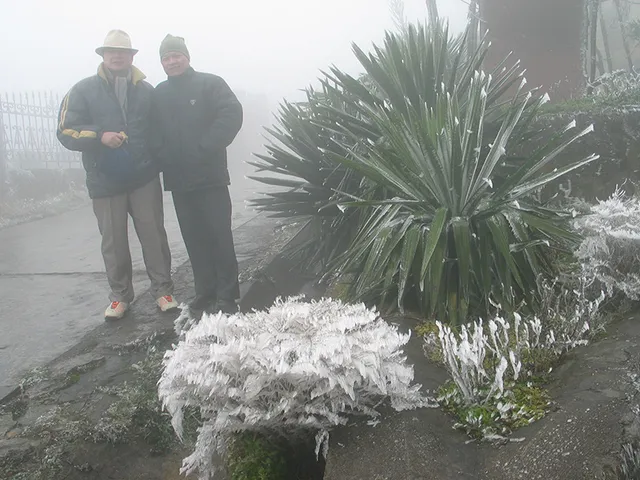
[540,93,551,105]
[575,123,595,138]
[563,120,577,133]
[160,297,433,479]
[431,280,604,440]
[575,189,640,300]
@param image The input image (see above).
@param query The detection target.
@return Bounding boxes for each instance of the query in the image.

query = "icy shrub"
[159,296,431,480]
[617,443,640,480]
[590,70,640,106]
[575,190,640,300]
[435,282,604,440]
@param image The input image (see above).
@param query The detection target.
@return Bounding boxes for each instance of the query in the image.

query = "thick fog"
[0,0,466,103]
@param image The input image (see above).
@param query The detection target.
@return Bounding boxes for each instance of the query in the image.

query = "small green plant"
[417,320,445,364]
[433,278,602,442]
[227,433,288,480]
[438,379,551,439]
[415,320,439,338]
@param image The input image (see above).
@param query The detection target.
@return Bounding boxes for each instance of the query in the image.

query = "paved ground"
[0,178,273,401]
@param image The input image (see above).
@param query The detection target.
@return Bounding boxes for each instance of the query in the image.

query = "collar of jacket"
[167,66,196,83]
[97,64,146,85]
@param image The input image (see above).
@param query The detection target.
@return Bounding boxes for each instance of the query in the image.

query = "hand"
[101,132,125,149]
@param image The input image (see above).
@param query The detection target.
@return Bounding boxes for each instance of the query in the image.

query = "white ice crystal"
[159,296,433,479]
[434,277,604,440]
[575,189,640,300]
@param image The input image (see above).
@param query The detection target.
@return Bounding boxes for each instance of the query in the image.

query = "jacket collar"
[98,64,146,85]
[167,66,195,83]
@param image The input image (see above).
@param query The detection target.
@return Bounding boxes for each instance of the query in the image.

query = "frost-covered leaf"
[159,296,434,479]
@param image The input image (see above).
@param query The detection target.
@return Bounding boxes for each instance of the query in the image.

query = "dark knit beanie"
[160,34,190,60]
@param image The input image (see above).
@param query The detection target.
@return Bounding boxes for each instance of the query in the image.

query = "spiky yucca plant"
[250,15,597,324]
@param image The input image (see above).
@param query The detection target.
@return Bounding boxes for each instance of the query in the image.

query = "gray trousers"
[92,177,173,303]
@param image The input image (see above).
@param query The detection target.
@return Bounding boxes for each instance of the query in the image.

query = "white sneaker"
[105,301,128,320]
[157,295,179,312]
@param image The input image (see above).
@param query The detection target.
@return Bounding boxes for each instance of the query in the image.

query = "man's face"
[102,49,135,74]
[161,52,190,77]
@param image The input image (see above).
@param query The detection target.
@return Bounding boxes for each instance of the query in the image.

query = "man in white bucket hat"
[57,30,179,320]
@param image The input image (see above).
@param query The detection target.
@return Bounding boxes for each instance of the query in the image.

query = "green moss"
[510,383,551,428]
[227,432,288,480]
[437,378,551,439]
[521,348,559,376]
[416,320,445,364]
[64,373,81,387]
[415,320,439,337]
[93,350,200,455]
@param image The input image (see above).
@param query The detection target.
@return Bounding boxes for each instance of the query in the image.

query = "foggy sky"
[0,0,467,102]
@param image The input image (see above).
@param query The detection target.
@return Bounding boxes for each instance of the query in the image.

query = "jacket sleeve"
[199,77,243,154]
[148,93,165,164]
[56,86,102,152]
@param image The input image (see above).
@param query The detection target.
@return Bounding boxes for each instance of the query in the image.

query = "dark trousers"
[172,186,239,304]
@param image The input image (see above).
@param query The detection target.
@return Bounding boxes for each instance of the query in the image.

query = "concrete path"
[0,180,270,401]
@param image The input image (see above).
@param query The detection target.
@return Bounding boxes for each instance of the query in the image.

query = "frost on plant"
[590,70,640,106]
[575,189,640,300]
[435,280,604,440]
[436,315,549,440]
[159,296,432,480]
[173,303,198,336]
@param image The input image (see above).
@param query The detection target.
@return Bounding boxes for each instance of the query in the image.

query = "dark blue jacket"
[57,65,158,198]
[151,67,243,192]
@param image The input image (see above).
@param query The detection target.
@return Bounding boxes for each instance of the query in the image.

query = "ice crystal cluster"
[159,296,431,479]
[435,281,604,440]
[575,189,640,300]
[590,70,640,105]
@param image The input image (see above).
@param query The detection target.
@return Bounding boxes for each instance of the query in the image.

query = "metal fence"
[0,91,81,173]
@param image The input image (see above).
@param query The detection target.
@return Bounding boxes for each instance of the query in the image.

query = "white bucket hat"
[95,29,139,56]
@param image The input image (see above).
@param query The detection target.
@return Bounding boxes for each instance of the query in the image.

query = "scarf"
[104,67,131,122]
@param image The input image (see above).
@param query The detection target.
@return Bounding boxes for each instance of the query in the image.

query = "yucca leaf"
[249,17,596,324]
[397,224,421,310]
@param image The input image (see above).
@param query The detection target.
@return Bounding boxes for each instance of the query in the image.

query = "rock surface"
[323,314,640,480]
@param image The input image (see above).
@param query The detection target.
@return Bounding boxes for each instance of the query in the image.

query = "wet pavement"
[0,180,272,401]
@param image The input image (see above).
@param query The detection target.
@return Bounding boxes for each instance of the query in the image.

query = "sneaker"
[105,301,128,320]
[157,295,179,312]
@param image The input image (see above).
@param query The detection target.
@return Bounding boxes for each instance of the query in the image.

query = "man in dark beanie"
[151,34,243,315]
[57,29,178,320]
